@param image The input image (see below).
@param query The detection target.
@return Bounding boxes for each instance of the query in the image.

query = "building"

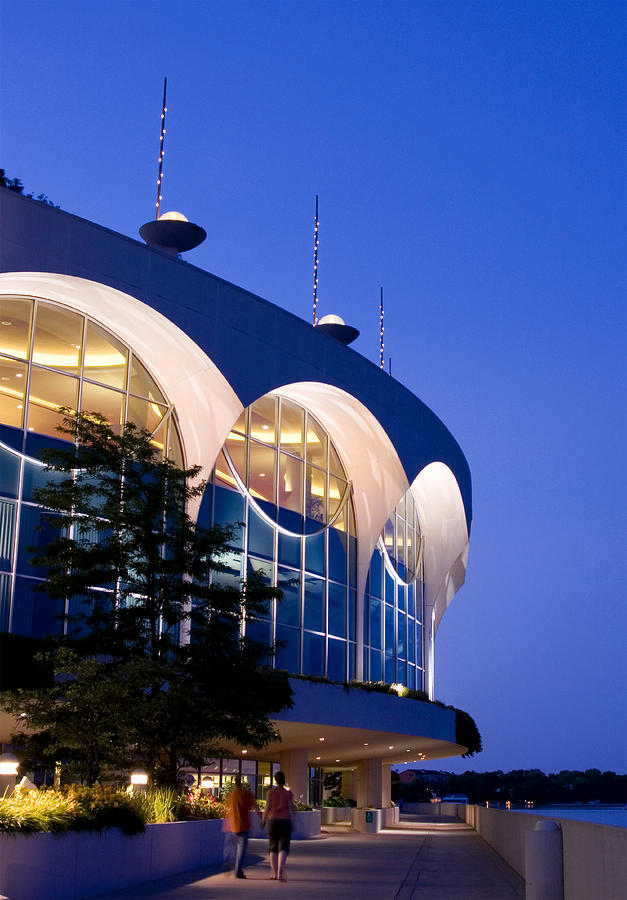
[0,188,472,810]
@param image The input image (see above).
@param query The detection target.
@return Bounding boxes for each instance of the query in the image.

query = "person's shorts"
[267,818,292,853]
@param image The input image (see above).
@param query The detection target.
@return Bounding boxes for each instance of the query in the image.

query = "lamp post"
[130,768,148,794]
[0,752,19,797]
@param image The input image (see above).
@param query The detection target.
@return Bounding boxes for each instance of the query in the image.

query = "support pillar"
[341,769,355,803]
[279,748,309,804]
[356,757,383,808]
[381,763,392,808]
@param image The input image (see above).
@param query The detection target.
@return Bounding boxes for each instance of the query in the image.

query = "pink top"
[264,785,294,820]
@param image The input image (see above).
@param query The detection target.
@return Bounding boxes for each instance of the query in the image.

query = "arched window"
[204,394,357,681]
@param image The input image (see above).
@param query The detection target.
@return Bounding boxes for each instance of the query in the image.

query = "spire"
[312,194,320,325]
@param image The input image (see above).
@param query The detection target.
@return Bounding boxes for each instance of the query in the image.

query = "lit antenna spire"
[312,194,320,325]
[379,286,385,369]
[155,77,167,219]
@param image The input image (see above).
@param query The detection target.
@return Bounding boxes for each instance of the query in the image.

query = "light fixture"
[319,737,325,741]
[241,750,247,754]
[315,756,321,761]
[0,753,19,797]
[130,768,148,790]
[0,753,18,776]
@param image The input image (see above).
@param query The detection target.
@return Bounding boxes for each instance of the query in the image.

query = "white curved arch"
[0,273,244,502]
[272,382,409,600]
[411,461,469,630]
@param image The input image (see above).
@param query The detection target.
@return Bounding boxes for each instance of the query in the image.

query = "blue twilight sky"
[1,0,625,775]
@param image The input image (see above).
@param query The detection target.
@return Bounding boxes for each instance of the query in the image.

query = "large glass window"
[0,296,183,636]
[211,393,356,681]
[363,486,425,689]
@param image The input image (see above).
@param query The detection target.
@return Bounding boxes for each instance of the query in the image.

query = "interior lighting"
[388,746,394,750]
[241,750,247,754]
[318,737,325,741]
[315,757,321,761]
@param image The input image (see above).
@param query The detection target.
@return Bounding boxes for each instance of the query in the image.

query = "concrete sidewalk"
[97,814,524,900]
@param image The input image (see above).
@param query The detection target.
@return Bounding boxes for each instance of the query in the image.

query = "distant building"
[0,189,472,809]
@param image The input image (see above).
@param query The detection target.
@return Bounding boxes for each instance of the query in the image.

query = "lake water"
[516,805,626,828]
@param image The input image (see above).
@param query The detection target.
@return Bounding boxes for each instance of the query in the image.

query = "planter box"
[249,808,321,839]
[352,808,384,833]
[385,806,400,826]
[321,806,353,824]
[0,818,225,900]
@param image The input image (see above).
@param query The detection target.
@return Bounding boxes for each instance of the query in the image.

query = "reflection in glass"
[127,395,167,434]
[84,321,128,389]
[0,298,32,360]
[0,356,27,429]
[279,453,302,515]
[305,415,327,469]
[226,432,247,484]
[249,443,276,503]
[81,383,125,433]
[305,464,326,524]
[329,475,348,521]
[129,355,165,403]
[27,367,78,439]
[304,575,324,632]
[250,396,277,444]
[33,304,82,373]
[279,399,304,456]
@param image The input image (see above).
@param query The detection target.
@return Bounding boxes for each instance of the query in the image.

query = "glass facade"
[200,395,359,682]
[362,488,425,690]
[0,297,425,690]
[0,296,182,635]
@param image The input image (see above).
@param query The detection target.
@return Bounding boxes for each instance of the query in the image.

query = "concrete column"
[356,757,383,808]
[341,769,355,802]
[525,819,564,900]
[279,748,309,804]
[381,763,392,808]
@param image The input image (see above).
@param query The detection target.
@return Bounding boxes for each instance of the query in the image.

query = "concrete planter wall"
[247,808,321,839]
[321,806,353,824]
[0,819,225,900]
[352,808,383,833]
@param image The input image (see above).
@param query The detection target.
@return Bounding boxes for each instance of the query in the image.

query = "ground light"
[130,768,148,793]
[0,752,19,797]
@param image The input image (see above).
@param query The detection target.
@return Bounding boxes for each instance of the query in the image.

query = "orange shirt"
[225,786,256,833]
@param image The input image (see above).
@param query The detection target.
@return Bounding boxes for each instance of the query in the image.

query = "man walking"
[224,776,258,879]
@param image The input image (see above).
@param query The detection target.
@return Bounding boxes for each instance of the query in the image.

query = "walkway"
[97,814,524,900]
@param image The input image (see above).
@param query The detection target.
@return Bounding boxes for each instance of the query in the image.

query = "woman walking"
[261,771,295,881]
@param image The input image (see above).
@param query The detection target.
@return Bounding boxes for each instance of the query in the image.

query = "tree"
[0,411,292,785]
[0,169,58,206]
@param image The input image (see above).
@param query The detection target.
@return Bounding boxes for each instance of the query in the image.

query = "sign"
[365,811,373,823]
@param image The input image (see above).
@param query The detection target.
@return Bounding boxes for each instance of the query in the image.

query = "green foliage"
[0,169,58,206]
[0,411,292,787]
[323,796,352,807]
[455,709,483,757]
[0,786,145,835]
[292,673,482,757]
[178,787,225,820]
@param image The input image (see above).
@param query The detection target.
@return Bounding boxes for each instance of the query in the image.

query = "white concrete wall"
[463,806,627,900]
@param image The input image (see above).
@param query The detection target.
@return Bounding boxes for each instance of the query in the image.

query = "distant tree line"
[392,768,627,805]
